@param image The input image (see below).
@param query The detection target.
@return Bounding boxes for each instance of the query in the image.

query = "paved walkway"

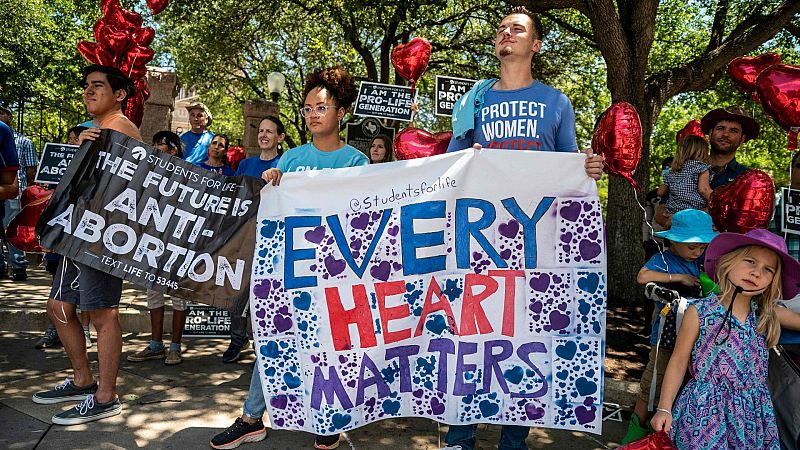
[0,268,635,449]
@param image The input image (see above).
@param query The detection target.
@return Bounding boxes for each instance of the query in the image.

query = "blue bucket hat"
[655,209,718,244]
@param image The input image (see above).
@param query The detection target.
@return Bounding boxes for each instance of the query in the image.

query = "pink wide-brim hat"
[705,228,800,299]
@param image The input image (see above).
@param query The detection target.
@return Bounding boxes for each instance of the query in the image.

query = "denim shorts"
[49,258,123,311]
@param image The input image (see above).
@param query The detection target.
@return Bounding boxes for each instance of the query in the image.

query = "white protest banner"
[252,150,607,434]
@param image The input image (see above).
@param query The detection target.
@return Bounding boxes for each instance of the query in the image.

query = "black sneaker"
[11,269,27,281]
[32,378,98,404]
[51,394,122,425]
[35,328,61,349]
[210,417,267,449]
[222,343,246,363]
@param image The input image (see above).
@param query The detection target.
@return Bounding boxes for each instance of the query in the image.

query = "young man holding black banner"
[443,7,602,450]
[32,65,141,425]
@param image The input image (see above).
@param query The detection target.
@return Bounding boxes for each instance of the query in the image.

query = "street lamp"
[267,72,286,102]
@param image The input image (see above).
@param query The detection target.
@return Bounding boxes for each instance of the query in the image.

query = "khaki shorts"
[638,345,673,404]
[146,290,187,311]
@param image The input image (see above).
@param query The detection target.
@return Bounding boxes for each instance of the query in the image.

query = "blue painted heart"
[503,366,524,385]
[575,377,597,396]
[478,399,500,417]
[555,341,577,360]
[577,272,600,293]
[331,412,352,429]
[283,372,302,389]
[382,399,401,415]
[260,341,279,358]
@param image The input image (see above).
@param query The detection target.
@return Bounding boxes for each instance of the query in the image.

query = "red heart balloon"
[227,145,246,170]
[124,91,145,127]
[617,430,678,450]
[708,169,775,233]
[393,127,451,160]
[728,52,781,95]
[120,45,155,69]
[6,186,53,253]
[134,27,156,48]
[756,63,800,149]
[77,41,101,64]
[676,119,704,143]
[98,25,135,56]
[105,6,144,32]
[591,101,642,189]
[146,0,170,15]
[391,37,431,91]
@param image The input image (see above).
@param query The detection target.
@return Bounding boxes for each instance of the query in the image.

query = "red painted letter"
[460,273,498,335]
[325,285,377,351]
[375,280,411,345]
[488,270,524,337]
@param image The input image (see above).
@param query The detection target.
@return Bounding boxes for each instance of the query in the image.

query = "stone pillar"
[243,99,279,157]
[140,68,178,144]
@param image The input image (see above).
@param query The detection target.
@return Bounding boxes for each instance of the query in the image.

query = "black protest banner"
[354,81,416,121]
[37,130,262,315]
[183,303,231,337]
[780,187,800,235]
[35,143,79,185]
[434,75,477,117]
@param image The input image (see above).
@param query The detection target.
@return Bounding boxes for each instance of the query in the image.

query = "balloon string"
[634,184,670,275]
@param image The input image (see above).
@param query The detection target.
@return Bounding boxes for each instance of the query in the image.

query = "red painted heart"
[6,186,53,253]
[391,37,431,91]
[676,119,704,143]
[591,101,642,189]
[708,169,775,233]
[146,0,170,14]
[393,127,451,160]
[728,52,781,95]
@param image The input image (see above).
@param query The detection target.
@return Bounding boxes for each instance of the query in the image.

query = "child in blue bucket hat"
[622,209,718,443]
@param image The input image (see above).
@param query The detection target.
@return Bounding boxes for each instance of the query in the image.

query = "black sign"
[345,118,396,154]
[354,81,416,121]
[37,130,264,314]
[35,143,79,185]
[435,76,477,117]
[780,187,800,235]
[183,303,231,337]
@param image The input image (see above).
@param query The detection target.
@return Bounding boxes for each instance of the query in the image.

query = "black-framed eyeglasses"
[300,105,338,117]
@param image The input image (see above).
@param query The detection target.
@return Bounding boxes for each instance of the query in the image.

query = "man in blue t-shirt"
[442,6,603,450]
[181,102,215,165]
[0,120,19,203]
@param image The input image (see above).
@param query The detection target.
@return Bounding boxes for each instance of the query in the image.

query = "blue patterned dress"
[670,295,779,449]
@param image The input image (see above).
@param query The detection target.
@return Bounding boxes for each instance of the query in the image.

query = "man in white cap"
[181,101,214,165]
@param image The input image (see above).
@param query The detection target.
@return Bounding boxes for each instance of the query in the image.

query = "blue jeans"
[242,362,266,419]
[1,199,28,270]
[445,424,530,450]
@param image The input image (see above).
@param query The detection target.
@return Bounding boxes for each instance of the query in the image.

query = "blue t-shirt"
[181,130,215,165]
[197,162,235,176]
[236,155,281,178]
[447,80,578,152]
[278,143,369,173]
[643,249,702,348]
[0,121,19,221]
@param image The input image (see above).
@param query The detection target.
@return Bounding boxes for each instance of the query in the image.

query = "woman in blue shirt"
[198,134,235,176]
[235,116,285,178]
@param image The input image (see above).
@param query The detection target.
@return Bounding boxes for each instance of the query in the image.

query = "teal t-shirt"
[278,143,369,172]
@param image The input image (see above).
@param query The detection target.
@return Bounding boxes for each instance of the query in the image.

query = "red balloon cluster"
[676,119,704,143]
[391,37,431,94]
[6,186,53,252]
[591,101,642,189]
[77,0,169,126]
[708,169,775,233]
[393,127,451,160]
[728,53,800,150]
[226,145,246,170]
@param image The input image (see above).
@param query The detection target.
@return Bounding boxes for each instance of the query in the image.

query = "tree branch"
[512,0,589,15]
[705,0,730,53]
[785,21,800,38]
[541,12,598,47]
[647,0,800,104]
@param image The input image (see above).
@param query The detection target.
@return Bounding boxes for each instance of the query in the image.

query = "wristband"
[656,407,672,416]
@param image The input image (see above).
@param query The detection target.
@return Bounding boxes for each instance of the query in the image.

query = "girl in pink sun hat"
[651,228,800,449]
